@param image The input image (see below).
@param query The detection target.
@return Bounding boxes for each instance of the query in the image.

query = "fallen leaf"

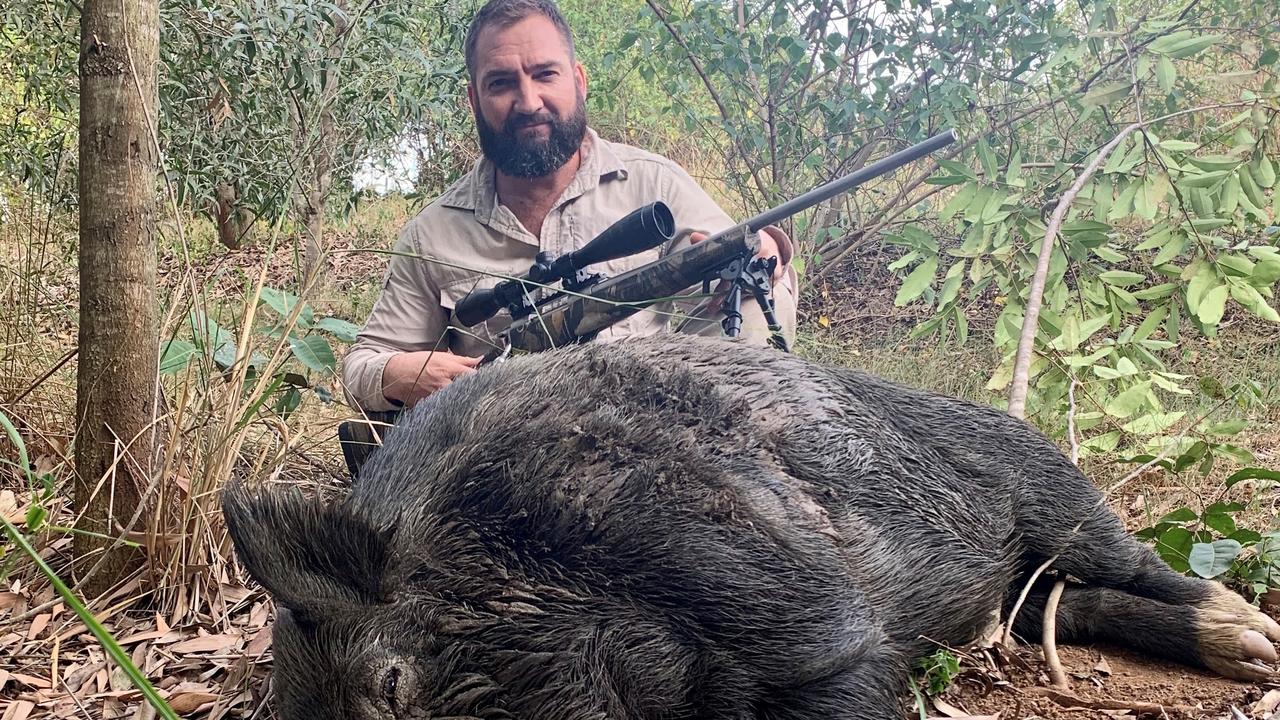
[168,691,220,713]
[10,673,51,689]
[1094,655,1112,675]
[169,633,241,654]
[1252,688,1280,715]
[2,700,34,720]
[931,697,998,719]
[245,626,272,657]
[26,614,49,640]
[0,490,18,522]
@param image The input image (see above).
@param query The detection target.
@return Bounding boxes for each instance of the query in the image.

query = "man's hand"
[382,350,483,406]
[688,229,787,283]
[688,226,790,312]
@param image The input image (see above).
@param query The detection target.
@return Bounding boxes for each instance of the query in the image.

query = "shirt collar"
[438,127,628,219]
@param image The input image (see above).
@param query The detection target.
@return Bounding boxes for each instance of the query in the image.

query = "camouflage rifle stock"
[496,224,758,355]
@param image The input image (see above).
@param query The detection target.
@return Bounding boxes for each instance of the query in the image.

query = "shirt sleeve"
[341,221,450,413]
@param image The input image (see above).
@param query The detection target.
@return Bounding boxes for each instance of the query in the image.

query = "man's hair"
[464,0,577,79]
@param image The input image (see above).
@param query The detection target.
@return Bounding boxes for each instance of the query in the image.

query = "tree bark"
[292,0,348,284]
[213,182,255,250]
[75,0,160,596]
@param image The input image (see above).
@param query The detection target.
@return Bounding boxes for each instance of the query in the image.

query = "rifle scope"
[454,201,676,327]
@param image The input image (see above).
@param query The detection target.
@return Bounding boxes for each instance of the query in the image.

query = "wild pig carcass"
[224,334,1279,719]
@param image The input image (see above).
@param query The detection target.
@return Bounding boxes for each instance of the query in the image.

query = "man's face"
[468,14,588,178]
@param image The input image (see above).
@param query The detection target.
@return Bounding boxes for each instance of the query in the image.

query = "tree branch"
[644,0,771,199]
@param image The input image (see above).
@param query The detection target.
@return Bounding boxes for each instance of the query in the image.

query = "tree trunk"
[213,182,256,250]
[292,0,347,285]
[75,0,160,597]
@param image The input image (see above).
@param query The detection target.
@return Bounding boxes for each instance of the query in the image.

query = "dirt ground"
[943,641,1280,719]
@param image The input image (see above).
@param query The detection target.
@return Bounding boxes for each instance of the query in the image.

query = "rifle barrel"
[744,129,957,231]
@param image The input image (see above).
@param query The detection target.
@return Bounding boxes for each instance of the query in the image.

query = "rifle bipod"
[705,255,791,353]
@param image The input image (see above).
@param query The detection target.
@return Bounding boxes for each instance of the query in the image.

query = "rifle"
[456,128,958,357]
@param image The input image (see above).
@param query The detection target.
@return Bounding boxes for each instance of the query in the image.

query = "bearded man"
[341,0,798,414]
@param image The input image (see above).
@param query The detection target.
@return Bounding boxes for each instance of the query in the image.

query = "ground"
[3,206,1280,719]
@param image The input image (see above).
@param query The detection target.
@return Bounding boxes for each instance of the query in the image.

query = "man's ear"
[467,82,480,116]
[575,60,588,102]
[221,483,400,617]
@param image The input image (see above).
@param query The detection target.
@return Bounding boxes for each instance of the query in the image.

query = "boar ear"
[221,483,399,615]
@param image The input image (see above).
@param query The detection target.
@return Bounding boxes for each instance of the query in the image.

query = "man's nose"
[514,76,543,114]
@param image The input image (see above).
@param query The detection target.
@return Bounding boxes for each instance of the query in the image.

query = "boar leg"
[1007,572,1279,681]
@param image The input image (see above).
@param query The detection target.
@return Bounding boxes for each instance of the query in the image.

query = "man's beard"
[475,94,587,178]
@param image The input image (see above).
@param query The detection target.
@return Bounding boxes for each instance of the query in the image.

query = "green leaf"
[1106,382,1152,419]
[1255,156,1276,188]
[1173,441,1210,472]
[25,503,47,531]
[894,257,938,306]
[1099,270,1146,287]
[1160,507,1199,523]
[1185,262,1216,313]
[1202,507,1238,536]
[1134,306,1168,341]
[1122,411,1186,435]
[1204,418,1248,436]
[1225,468,1280,487]
[1152,234,1188,267]
[1081,430,1121,455]
[1196,284,1229,325]
[260,287,315,328]
[940,183,978,221]
[1082,81,1132,107]
[1150,33,1224,59]
[1133,283,1176,300]
[313,317,361,343]
[1188,540,1242,579]
[288,335,337,374]
[1218,255,1255,277]
[1180,170,1231,188]
[1154,526,1194,572]
[160,340,199,375]
[1155,56,1177,93]
[977,138,1000,182]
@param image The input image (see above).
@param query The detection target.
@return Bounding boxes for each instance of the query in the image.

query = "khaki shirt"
[342,128,797,412]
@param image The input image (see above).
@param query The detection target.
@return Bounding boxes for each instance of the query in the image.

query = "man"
[341,0,798,415]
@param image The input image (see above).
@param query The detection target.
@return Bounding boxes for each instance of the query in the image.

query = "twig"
[643,0,771,199]
[1067,377,1080,466]
[11,347,78,405]
[1043,579,1068,690]
[1002,553,1059,647]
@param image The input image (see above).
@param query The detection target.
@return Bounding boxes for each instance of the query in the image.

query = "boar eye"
[380,666,401,708]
